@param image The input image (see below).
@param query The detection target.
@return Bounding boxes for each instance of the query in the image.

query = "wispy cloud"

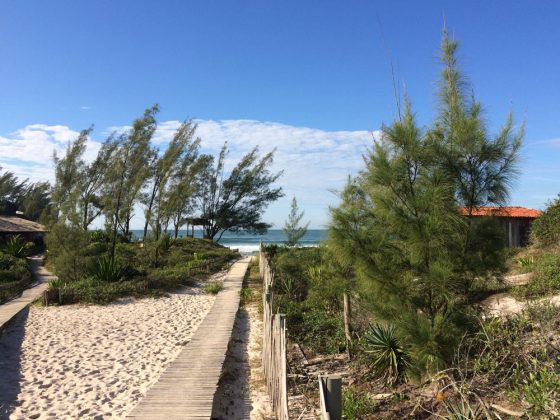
[0,124,100,182]
[0,119,376,225]
[80,105,91,110]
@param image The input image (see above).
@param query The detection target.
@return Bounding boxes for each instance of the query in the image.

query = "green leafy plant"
[158,233,174,253]
[516,255,534,269]
[342,387,377,419]
[2,235,26,257]
[204,281,223,295]
[362,324,410,385]
[444,396,482,419]
[90,256,125,283]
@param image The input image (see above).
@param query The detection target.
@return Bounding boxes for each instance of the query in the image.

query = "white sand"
[0,290,216,419]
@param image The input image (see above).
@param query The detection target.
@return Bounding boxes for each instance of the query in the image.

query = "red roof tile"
[459,206,542,218]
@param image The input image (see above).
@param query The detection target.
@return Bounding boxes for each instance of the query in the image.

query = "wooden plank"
[126,257,251,419]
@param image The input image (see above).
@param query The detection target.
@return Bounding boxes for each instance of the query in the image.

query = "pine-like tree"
[283,197,309,247]
[329,31,523,378]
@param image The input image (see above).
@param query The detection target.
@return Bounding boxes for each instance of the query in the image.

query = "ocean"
[131,229,328,254]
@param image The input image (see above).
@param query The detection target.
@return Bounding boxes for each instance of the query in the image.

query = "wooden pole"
[343,292,352,359]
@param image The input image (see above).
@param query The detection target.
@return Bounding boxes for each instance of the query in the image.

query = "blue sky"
[1,1,559,228]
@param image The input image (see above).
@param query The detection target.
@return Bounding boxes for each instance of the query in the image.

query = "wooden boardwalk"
[127,257,251,419]
[0,256,53,332]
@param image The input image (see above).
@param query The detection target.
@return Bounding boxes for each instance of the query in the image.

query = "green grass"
[204,281,224,295]
[342,387,377,419]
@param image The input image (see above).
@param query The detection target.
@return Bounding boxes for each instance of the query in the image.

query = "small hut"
[0,216,47,242]
[459,206,542,247]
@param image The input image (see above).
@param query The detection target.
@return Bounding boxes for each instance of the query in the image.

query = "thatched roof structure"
[0,216,47,234]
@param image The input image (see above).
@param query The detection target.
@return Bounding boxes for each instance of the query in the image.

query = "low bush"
[279,299,346,354]
[204,281,223,295]
[511,253,560,298]
[531,194,560,247]
[2,235,26,257]
[342,387,377,419]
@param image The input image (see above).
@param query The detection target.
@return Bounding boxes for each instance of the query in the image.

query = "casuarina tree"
[198,143,283,241]
[329,30,523,378]
[283,196,309,247]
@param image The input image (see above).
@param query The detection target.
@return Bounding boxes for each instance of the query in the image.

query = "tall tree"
[104,105,158,257]
[52,128,90,225]
[0,168,28,215]
[141,120,199,241]
[21,182,52,221]
[78,139,118,230]
[198,144,283,241]
[166,153,211,239]
[283,196,309,247]
[329,31,523,377]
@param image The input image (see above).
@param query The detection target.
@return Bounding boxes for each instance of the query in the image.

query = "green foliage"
[362,324,410,385]
[2,235,26,257]
[0,167,29,215]
[516,255,535,270]
[45,223,91,282]
[204,281,223,294]
[90,256,125,283]
[531,194,560,247]
[0,252,32,303]
[510,366,560,416]
[0,253,17,270]
[342,387,377,419]
[328,31,522,378]
[199,143,283,240]
[511,253,560,298]
[272,247,322,300]
[452,305,560,417]
[280,299,346,354]
[0,253,28,282]
[444,397,482,419]
[283,196,309,247]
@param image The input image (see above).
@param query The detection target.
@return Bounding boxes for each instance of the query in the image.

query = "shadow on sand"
[0,307,28,420]
[211,307,253,419]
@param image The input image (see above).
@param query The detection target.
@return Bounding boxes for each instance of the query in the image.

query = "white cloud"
[0,124,100,183]
[80,106,91,110]
[0,119,377,227]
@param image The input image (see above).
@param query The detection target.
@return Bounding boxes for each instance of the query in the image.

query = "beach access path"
[0,255,53,332]
[127,256,251,419]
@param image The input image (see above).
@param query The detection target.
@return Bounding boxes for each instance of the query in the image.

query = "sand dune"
[0,289,216,419]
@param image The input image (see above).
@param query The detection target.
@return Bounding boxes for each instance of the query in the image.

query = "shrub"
[64,277,136,304]
[531,195,560,247]
[342,387,377,419]
[280,299,346,354]
[512,253,560,298]
[2,235,26,257]
[146,266,196,288]
[362,324,410,385]
[204,281,223,295]
[90,256,125,283]
[0,253,17,270]
[45,224,90,282]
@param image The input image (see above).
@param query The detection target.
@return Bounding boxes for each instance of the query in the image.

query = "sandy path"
[0,290,216,419]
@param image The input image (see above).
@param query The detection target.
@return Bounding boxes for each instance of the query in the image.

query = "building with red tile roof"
[459,206,542,247]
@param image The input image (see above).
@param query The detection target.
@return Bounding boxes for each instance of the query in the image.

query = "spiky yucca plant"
[363,323,410,385]
[2,235,26,258]
[91,256,125,283]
